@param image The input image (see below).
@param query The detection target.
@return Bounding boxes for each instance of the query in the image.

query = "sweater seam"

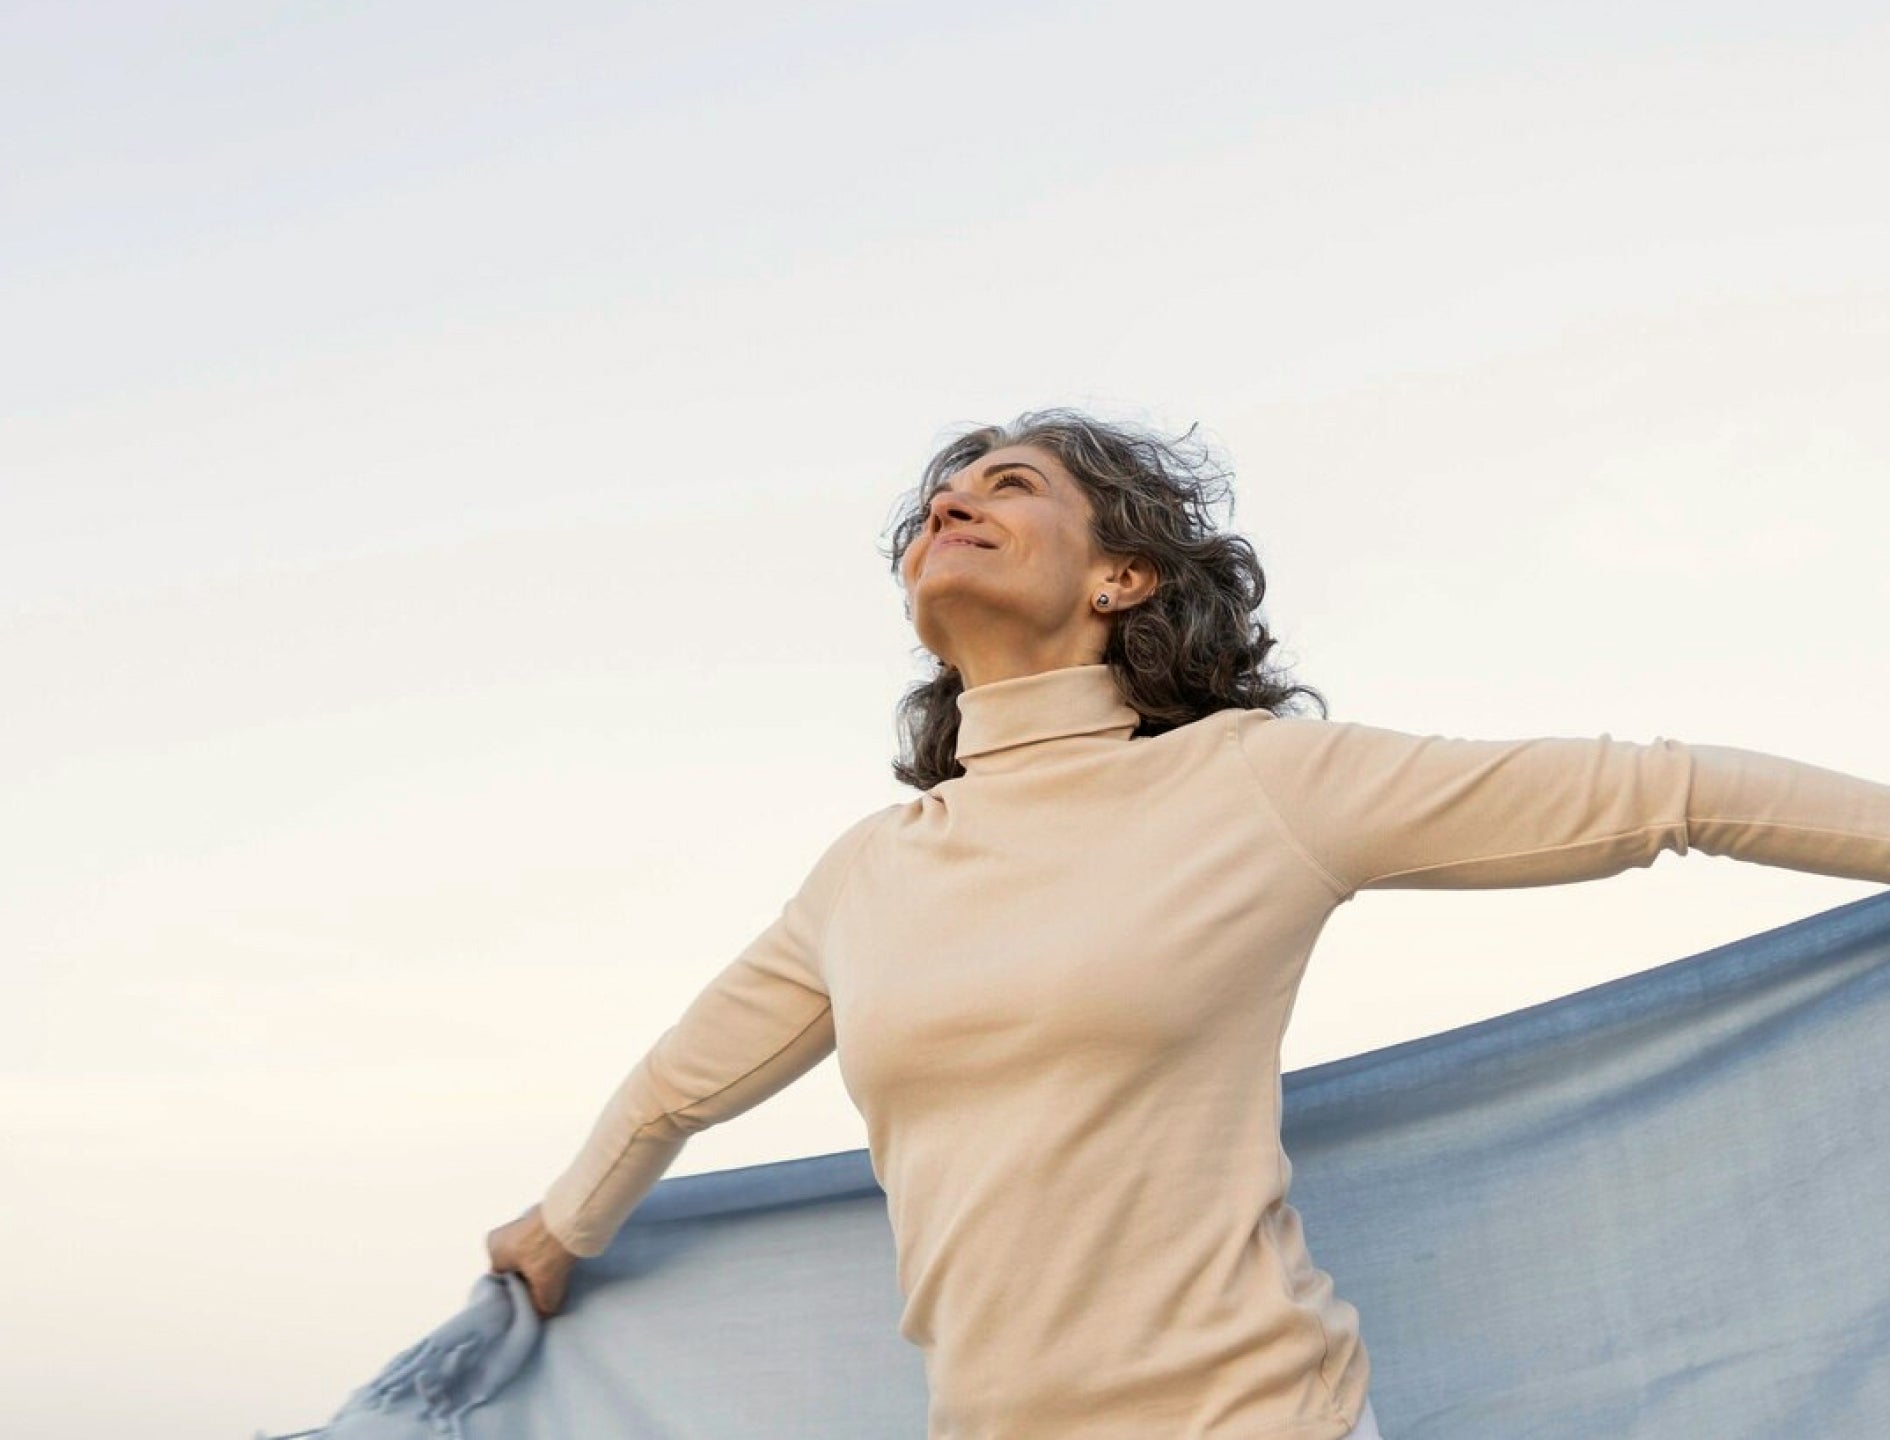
[563,1002,836,1236]
[1686,816,1880,840]
[1270,1046,1343,1417]
[1226,713,1351,901]
[1361,820,1685,886]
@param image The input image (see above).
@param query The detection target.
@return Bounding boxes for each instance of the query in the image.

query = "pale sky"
[4,5,1888,1437]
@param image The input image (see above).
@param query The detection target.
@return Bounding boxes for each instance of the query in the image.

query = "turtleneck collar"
[953,663,1142,771]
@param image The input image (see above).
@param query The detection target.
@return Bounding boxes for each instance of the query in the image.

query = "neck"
[947,639,1109,692]
[924,595,1116,690]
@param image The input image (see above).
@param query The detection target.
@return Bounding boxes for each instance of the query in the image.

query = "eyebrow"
[979,460,1050,485]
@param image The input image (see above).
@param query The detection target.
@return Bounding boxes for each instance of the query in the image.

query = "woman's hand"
[486,1204,578,1318]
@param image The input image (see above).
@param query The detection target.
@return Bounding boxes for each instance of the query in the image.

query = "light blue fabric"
[274,1273,541,1440]
[272,893,1890,1438]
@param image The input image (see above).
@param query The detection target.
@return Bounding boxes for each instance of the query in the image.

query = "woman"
[487,408,1890,1439]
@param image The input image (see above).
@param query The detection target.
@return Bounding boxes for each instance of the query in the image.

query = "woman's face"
[899,442,1121,678]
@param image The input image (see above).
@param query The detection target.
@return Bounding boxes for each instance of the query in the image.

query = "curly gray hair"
[880,407,1324,791]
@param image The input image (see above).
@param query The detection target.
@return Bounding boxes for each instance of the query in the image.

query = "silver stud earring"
[1095,593,1111,609]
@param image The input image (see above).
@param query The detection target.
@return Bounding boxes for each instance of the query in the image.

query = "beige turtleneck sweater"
[540,663,1890,1439]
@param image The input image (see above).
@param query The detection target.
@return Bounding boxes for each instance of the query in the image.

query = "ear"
[1104,553,1160,611]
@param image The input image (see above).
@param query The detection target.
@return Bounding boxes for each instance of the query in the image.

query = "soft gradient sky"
[4,4,1887,1436]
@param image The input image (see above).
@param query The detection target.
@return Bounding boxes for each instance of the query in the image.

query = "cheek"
[1051,525,1098,577]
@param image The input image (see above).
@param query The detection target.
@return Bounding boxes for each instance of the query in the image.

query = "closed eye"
[919,470,1034,516]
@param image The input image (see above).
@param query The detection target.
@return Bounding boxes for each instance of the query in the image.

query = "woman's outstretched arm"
[1234,715,1890,896]
[521,805,895,1266]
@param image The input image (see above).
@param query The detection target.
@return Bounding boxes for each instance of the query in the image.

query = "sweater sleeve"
[540,806,891,1257]
[1236,714,1890,899]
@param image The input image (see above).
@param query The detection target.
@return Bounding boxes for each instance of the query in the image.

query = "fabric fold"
[263,1270,541,1440]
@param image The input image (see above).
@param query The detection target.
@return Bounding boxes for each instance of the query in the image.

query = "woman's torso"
[822,668,1368,1440]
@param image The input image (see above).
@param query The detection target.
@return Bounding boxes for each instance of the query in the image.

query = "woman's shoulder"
[830,799,909,849]
[1116,705,1301,772]
[806,800,906,866]
[1213,705,1389,742]
[1149,703,1301,745]
[1203,705,1397,776]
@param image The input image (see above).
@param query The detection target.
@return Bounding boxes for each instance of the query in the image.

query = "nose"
[926,486,981,531]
